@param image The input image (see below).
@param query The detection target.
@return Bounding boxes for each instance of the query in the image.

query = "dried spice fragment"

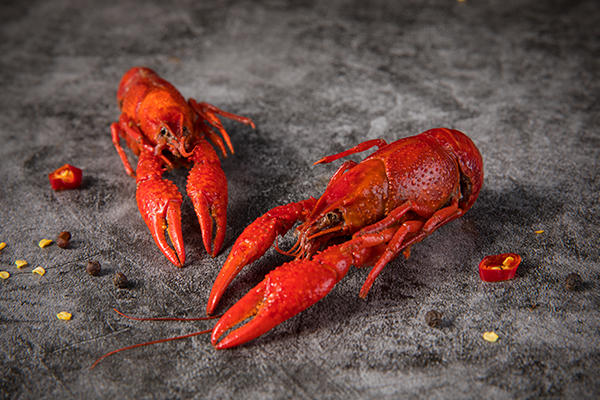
[565,272,583,291]
[0,271,9,280]
[15,260,28,269]
[32,267,46,276]
[48,164,83,190]
[113,272,128,288]
[425,310,443,328]
[0,242,6,251]
[483,331,499,342]
[478,253,521,282]
[39,239,53,248]
[86,261,101,276]
[56,231,71,248]
[57,312,72,320]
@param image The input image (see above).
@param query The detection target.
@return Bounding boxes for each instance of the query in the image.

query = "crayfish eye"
[182,126,190,137]
[159,127,168,137]
[325,211,340,224]
[316,210,342,231]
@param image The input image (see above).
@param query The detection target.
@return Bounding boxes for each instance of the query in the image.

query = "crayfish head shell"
[294,159,388,257]
[140,89,195,158]
[153,109,195,158]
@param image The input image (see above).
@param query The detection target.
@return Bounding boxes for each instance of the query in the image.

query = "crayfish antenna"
[90,309,220,370]
[90,329,213,370]
[273,235,301,257]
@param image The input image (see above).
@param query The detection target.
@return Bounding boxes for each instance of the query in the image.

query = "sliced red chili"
[48,164,83,190]
[478,253,521,282]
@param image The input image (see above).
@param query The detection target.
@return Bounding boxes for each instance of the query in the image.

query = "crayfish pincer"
[111,67,255,267]
[208,128,484,349]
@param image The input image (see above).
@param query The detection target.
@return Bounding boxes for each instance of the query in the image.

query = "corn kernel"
[15,260,28,268]
[0,271,9,280]
[38,239,53,248]
[0,242,6,251]
[483,331,499,342]
[57,312,72,321]
[32,267,46,276]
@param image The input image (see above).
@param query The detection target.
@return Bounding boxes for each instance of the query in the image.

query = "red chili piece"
[48,164,83,190]
[478,253,522,282]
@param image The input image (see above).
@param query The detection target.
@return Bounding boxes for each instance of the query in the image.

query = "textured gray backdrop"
[1,0,599,398]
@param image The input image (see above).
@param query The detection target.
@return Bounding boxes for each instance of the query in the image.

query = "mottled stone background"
[1,0,599,398]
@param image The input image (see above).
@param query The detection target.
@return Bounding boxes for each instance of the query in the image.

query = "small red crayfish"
[111,67,254,266]
[208,128,484,348]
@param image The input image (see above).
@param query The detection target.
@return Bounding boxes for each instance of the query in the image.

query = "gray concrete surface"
[1,0,599,398]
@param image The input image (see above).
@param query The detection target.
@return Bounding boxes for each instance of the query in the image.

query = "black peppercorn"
[565,272,583,291]
[56,231,71,248]
[425,310,443,328]
[113,272,128,288]
[86,261,101,276]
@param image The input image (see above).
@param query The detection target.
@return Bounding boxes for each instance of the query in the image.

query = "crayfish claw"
[136,151,185,267]
[187,140,228,257]
[207,198,318,315]
[211,256,342,349]
[210,281,267,349]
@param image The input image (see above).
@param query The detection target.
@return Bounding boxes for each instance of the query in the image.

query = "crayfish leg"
[189,99,255,157]
[357,196,463,298]
[111,122,136,177]
[358,220,423,299]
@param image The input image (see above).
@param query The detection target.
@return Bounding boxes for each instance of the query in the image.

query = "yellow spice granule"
[57,312,72,321]
[32,267,46,276]
[0,271,9,280]
[38,239,53,248]
[534,230,545,234]
[483,331,499,342]
[15,260,28,268]
[0,242,6,251]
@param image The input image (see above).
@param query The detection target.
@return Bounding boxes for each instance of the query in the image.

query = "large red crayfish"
[111,67,254,266]
[208,128,484,348]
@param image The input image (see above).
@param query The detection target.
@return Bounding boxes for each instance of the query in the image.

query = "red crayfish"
[91,127,484,368]
[111,67,254,266]
[208,128,484,348]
